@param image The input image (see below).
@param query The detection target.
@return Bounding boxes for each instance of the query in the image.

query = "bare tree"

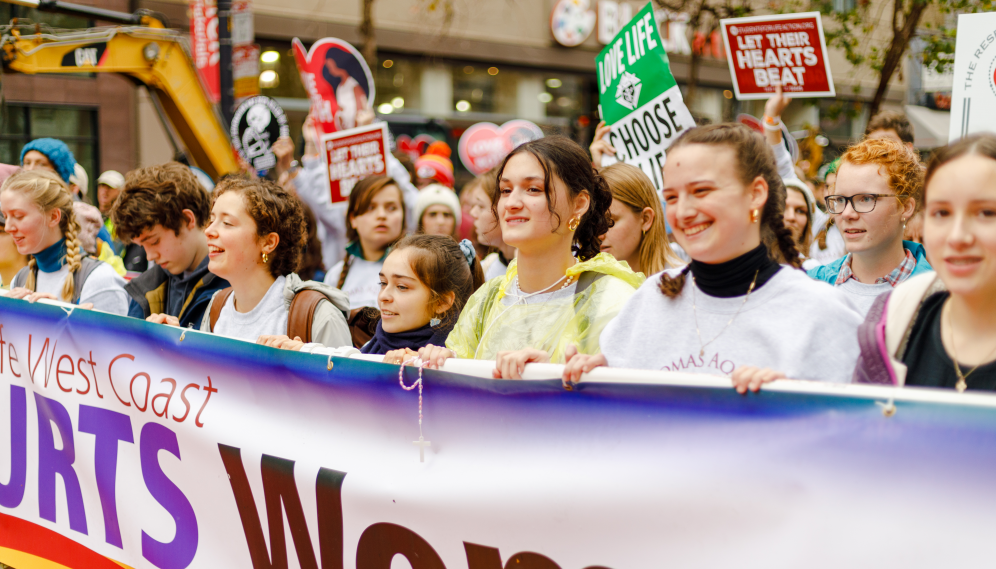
[653,0,754,109]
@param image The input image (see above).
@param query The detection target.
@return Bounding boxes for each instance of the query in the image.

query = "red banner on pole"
[189,0,220,102]
[720,12,835,99]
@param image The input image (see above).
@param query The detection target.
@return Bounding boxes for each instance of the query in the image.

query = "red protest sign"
[189,0,219,102]
[321,123,388,203]
[457,120,544,175]
[291,38,375,136]
[720,12,834,99]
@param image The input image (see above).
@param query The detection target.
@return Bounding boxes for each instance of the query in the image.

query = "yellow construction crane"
[0,0,238,180]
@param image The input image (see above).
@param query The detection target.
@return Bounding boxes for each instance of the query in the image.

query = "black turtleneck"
[689,244,782,298]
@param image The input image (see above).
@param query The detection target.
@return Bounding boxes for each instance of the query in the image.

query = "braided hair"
[1,170,83,301]
[659,124,801,298]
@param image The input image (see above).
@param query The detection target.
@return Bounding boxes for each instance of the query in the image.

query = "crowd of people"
[1,90,994,394]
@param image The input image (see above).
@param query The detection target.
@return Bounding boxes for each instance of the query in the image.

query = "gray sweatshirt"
[600,267,862,382]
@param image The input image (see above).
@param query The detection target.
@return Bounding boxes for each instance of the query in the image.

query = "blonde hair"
[600,163,680,275]
[1,170,82,301]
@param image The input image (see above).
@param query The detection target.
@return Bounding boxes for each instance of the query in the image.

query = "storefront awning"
[905,104,951,149]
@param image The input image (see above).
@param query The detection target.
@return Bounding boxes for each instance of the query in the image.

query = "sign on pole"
[189,0,220,102]
[458,120,544,175]
[720,12,834,99]
[321,122,389,203]
[949,12,996,141]
[595,1,696,191]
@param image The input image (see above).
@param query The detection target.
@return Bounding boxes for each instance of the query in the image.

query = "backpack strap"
[10,265,30,290]
[71,257,103,305]
[209,288,234,332]
[287,289,327,344]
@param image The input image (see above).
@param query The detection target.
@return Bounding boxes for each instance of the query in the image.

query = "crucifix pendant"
[413,435,431,462]
[699,348,705,357]
[956,378,967,393]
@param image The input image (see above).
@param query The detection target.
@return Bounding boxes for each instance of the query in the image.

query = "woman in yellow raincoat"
[418,136,644,378]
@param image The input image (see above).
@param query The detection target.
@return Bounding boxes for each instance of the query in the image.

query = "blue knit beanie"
[20,138,76,183]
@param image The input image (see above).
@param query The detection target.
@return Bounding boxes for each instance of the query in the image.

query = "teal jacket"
[807,241,932,285]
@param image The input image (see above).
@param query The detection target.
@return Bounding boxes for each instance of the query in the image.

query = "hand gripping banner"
[2,296,996,568]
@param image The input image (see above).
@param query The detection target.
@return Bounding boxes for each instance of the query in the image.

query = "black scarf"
[360,321,451,355]
[689,243,781,298]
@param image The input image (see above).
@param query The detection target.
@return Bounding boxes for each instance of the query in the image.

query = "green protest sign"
[595,1,696,190]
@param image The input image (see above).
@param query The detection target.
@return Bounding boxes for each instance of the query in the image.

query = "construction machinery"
[0,0,238,180]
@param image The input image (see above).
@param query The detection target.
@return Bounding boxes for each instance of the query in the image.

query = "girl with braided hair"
[563,124,863,392]
[418,136,644,379]
[0,170,128,314]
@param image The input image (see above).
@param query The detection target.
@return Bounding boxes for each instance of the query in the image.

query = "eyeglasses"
[824,193,902,214]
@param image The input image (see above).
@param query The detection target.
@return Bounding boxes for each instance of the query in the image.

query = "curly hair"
[839,137,924,213]
[1,170,83,301]
[492,136,612,261]
[213,176,306,278]
[865,111,915,145]
[658,124,801,298]
[111,162,211,243]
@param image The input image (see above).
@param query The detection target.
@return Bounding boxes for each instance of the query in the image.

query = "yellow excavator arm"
[0,4,238,180]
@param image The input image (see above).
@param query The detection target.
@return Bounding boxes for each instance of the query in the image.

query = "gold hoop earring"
[568,216,580,231]
[750,209,760,223]
[262,252,269,264]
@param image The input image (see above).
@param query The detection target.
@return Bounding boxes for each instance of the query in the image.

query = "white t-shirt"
[482,252,507,282]
[599,267,862,382]
[213,276,288,341]
[324,256,382,310]
[35,262,128,315]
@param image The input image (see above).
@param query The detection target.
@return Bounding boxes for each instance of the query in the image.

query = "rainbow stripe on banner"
[1,295,996,568]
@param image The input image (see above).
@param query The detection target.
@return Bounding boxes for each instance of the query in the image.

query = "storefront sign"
[292,37,376,135]
[595,1,696,191]
[189,0,219,102]
[230,96,288,172]
[458,120,544,175]
[321,123,388,203]
[720,12,835,99]
[551,0,597,47]
[949,12,996,140]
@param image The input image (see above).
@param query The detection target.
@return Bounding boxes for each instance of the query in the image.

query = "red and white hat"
[414,141,454,187]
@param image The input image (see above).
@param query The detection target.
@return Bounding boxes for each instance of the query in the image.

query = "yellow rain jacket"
[446,253,644,362]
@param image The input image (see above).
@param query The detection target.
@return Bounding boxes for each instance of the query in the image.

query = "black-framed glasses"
[824,194,901,214]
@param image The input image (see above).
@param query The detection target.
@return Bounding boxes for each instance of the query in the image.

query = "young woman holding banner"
[562,124,862,392]
[261,234,485,359]
[199,177,351,347]
[0,170,128,314]
[853,134,996,390]
[417,136,643,379]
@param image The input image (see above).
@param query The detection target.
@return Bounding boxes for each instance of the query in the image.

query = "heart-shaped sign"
[291,37,375,135]
[396,134,437,162]
[458,120,545,175]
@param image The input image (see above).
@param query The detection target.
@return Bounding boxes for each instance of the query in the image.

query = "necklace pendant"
[699,348,705,357]
[956,378,967,393]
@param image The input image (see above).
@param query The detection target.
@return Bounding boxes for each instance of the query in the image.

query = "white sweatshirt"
[324,256,382,310]
[599,267,862,382]
[35,263,128,315]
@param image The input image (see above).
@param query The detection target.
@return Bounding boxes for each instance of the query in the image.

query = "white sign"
[949,12,996,141]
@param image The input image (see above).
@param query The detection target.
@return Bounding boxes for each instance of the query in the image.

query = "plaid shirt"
[835,248,918,287]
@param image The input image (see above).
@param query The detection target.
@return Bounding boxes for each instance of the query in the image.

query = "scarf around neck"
[34,238,67,273]
[360,320,451,355]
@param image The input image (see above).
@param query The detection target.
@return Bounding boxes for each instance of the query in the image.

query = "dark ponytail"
[658,123,801,298]
[392,234,485,329]
[492,136,613,261]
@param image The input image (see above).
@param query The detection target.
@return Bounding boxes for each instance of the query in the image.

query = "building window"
[0,4,90,29]
[0,104,100,200]
[832,0,856,12]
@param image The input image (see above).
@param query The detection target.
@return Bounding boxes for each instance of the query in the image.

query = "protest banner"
[292,38,375,136]
[457,120,544,175]
[230,96,289,172]
[720,12,835,99]
[3,298,996,568]
[595,1,696,191]
[948,12,996,141]
[321,123,388,203]
[188,0,219,102]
